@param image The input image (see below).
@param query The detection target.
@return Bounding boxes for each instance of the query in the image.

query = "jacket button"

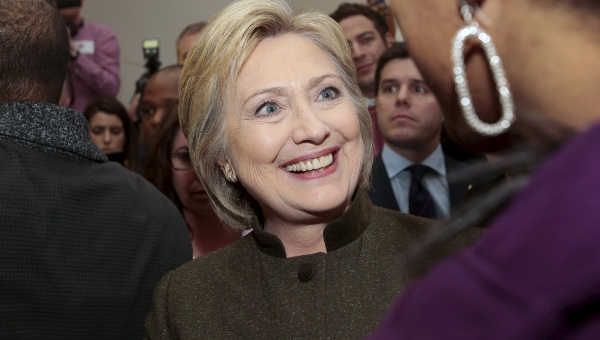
[297,263,314,282]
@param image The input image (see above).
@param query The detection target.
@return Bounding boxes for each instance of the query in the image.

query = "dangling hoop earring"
[451,0,515,136]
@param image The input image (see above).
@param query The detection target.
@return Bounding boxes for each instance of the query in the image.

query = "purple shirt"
[67,21,120,113]
[371,122,600,339]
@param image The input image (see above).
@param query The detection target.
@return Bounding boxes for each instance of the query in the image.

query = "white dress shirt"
[380,144,450,219]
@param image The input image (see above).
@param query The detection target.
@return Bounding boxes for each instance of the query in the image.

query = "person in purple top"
[57,0,120,113]
[370,0,600,338]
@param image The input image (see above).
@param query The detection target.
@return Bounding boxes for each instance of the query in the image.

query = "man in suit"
[330,3,395,155]
[368,43,480,219]
[0,1,190,338]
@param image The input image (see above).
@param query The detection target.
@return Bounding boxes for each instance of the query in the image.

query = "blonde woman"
[146,0,477,338]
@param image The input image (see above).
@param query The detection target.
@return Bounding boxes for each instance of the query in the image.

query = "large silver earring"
[451,0,515,136]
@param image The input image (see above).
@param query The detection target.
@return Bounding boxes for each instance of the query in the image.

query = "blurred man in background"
[57,0,120,113]
[176,21,206,65]
[331,3,394,155]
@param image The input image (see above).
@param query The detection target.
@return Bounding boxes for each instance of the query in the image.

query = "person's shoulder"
[83,21,119,41]
[367,206,482,275]
[444,152,504,196]
[155,235,256,297]
[362,206,436,256]
[85,21,116,34]
[188,238,248,269]
[371,205,435,233]
[96,163,182,218]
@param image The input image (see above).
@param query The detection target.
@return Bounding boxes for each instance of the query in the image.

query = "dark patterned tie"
[407,164,437,219]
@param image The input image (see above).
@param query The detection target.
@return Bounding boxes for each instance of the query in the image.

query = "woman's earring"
[226,169,238,183]
[451,0,515,136]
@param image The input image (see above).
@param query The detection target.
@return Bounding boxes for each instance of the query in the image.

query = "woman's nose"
[103,130,112,143]
[291,103,331,145]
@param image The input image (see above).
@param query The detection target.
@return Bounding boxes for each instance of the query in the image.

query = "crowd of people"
[2,0,599,338]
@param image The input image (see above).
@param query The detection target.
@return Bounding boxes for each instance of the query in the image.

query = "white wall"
[81,0,361,104]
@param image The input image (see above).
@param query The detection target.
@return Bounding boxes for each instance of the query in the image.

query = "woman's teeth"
[286,153,334,173]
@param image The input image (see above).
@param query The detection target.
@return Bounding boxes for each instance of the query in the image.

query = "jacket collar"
[0,102,106,162]
[250,189,373,258]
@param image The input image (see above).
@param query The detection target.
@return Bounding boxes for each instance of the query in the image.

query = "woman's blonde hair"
[179,0,373,231]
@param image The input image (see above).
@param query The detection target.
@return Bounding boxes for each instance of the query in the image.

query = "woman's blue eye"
[318,87,340,101]
[256,102,279,116]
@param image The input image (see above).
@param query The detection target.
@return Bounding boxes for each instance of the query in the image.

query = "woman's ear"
[218,158,238,183]
[473,0,503,28]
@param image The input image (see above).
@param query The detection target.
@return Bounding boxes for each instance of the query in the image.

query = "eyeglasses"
[170,151,193,170]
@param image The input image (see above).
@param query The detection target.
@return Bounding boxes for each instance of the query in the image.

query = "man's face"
[177,32,202,65]
[339,15,391,98]
[139,72,179,143]
[58,6,80,24]
[376,58,444,157]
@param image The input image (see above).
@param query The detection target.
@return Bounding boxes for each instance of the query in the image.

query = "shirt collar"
[250,189,373,258]
[0,102,107,162]
[381,143,446,178]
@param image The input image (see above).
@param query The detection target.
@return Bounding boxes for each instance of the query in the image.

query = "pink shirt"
[67,21,120,113]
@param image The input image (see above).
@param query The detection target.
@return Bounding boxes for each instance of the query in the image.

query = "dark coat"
[0,102,191,339]
[146,190,480,339]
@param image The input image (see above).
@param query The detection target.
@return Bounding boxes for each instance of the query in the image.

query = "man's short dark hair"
[0,0,69,103]
[330,3,389,40]
[56,0,80,9]
[374,42,410,96]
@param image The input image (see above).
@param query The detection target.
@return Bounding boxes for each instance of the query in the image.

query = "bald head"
[176,22,206,65]
[140,65,183,143]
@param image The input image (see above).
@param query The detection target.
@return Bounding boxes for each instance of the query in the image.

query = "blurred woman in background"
[145,110,242,259]
[84,97,137,170]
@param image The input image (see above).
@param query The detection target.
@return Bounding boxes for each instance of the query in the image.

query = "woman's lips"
[282,149,339,180]
[285,153,334,173]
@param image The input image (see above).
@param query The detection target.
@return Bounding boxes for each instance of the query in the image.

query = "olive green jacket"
[147,190,478,339]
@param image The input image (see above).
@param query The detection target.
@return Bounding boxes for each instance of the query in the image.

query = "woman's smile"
[224,33,363,226]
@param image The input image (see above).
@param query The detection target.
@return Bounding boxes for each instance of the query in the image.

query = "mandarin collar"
[250,189,373,258]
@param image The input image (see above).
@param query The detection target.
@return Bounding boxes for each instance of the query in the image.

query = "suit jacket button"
[297,263,314,282]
